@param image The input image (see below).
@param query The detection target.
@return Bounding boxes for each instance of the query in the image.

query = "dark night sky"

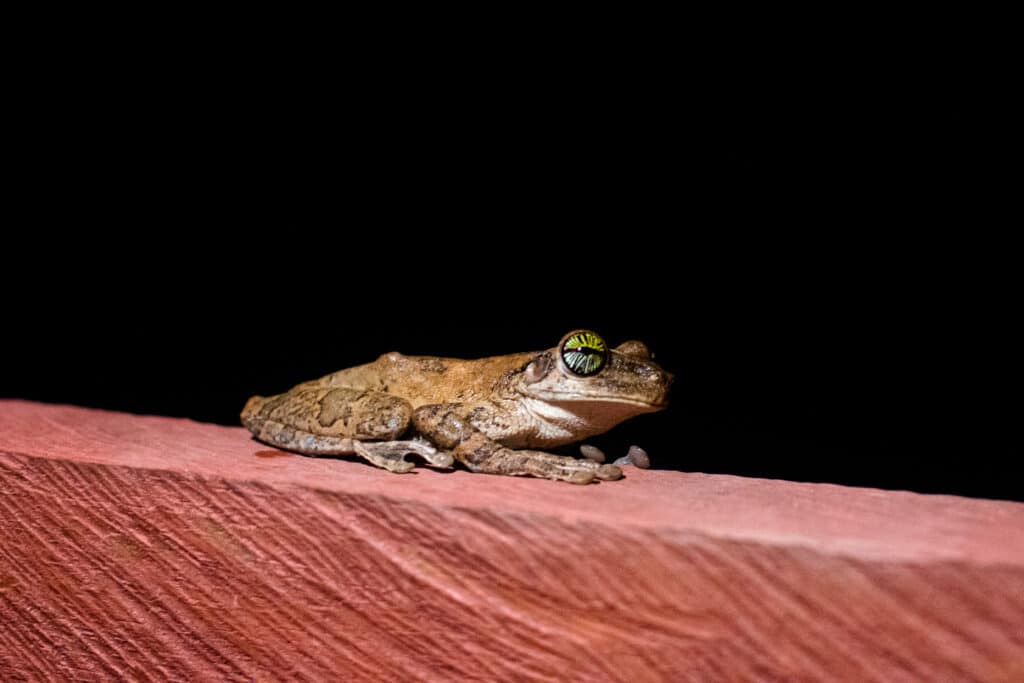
[4,52,1019,501]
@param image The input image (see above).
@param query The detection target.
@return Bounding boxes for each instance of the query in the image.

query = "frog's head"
[516,330,672,420]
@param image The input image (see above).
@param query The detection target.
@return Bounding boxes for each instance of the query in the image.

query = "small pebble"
[579,444,605,463]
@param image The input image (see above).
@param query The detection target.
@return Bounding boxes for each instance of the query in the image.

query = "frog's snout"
[657,370,674,403]
[646,366,673,389]
[637,364,673,407]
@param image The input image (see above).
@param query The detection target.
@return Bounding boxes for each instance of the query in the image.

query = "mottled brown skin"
[241,331,672,484]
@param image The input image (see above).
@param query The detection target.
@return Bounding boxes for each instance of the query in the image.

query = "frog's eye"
[560,330,608,377]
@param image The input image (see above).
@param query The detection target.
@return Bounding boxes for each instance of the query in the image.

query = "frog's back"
[318,351,534,407]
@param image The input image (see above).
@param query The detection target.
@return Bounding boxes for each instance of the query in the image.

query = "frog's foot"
[411,404,621,484]
[353,440,454,473]
[467,449,622,485]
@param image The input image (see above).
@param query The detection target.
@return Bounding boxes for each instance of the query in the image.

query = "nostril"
[647,370,673,387]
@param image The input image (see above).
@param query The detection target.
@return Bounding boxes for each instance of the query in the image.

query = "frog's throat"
[519,396,661,445]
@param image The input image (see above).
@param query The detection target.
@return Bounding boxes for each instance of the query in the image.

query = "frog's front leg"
[241,388,453,472]
[412,404,622,484]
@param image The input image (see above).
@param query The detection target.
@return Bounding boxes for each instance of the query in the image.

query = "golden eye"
[561,330,608,376]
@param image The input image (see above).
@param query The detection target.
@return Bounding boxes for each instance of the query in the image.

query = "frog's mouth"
[534,392,668,410]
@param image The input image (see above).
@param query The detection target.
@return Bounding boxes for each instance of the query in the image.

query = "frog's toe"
[386,459,417,474]
[626,445,650,469]
[352,441,418,474]
[423,450,454,468]
[613,445,651,469]
[565,469,597,485]
[403,439,453,468]
[595,464,623,481]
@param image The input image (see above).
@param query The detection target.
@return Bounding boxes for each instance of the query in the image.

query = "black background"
[3,42,1019,501]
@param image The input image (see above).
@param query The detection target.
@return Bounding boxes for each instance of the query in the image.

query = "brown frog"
[241,330,671,484]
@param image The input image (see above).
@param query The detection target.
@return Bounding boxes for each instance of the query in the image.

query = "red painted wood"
[1,400,1022,681]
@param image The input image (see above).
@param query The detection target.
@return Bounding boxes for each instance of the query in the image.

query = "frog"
[240,330,672,484]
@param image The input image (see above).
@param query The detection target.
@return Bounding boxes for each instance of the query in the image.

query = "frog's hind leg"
[241,390,453,472]
[252,420,447,473]
[255,421,450,473]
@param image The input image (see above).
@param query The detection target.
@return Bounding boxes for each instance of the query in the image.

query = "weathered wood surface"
[0,400,1022,682]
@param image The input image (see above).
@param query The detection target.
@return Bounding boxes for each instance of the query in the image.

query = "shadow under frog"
[241,330,672,484]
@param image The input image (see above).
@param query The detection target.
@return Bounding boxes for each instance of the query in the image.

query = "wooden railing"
[1,400,1022,681]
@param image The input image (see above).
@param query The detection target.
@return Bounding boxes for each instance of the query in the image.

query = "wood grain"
[1,399,1022,681]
